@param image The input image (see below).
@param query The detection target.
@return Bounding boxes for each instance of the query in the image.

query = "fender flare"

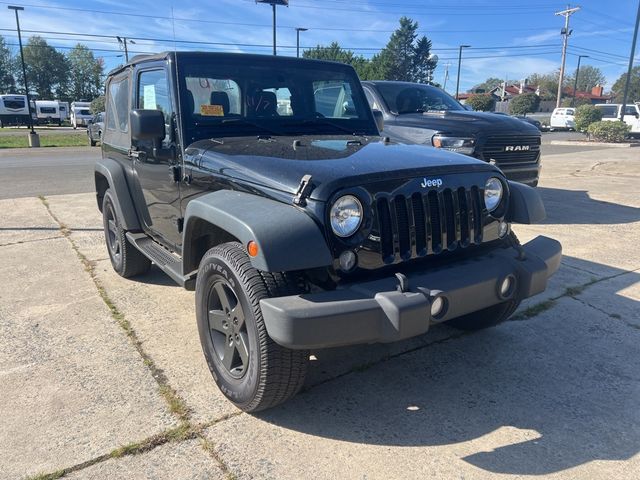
[94,157,141,231]
[183,191,333,273]
[506,181,546,224]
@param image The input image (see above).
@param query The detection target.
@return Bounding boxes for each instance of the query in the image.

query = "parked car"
[362,81,542,186]
[96,51,561,412]
[87,112,104,146]
[549,107,576,131]
[595,103,640,137]
[70,101,92,129]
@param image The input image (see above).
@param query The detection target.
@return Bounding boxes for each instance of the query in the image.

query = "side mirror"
[130,109,165,143]
[373,109,384,132]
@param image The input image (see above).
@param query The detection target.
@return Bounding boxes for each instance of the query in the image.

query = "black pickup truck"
[95,52,561,412]
[363,81,542,186]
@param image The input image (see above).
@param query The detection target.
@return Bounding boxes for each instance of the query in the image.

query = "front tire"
[196,242,308,412]
[102,189,151,278]
[446,299,520,331]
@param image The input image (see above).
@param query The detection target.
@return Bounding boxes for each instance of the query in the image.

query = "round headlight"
[484,177,503,212]
[330,195,363,238]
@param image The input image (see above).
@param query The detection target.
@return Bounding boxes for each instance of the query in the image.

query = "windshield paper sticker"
[143,85,156,109]
[200,104,224,116]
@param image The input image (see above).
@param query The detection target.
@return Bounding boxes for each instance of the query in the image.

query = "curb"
[549,140,639,148]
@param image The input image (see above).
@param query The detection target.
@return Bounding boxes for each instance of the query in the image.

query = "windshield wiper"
[289,117,365,136]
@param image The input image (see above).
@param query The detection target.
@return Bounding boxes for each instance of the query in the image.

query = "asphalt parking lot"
[1,143,639,479]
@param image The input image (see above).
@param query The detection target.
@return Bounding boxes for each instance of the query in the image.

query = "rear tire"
[102,189,151,278]
[446,299,520,331]
[196,242,308,412]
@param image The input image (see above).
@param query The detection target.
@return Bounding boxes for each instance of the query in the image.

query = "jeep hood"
[193,136,500,201]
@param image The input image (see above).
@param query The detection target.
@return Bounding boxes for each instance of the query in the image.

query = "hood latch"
[293,174,314,207]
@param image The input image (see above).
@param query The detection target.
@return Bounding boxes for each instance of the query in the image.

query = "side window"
[138,69,173,144]
[104,75,130,148]
[624,105,637,116]
[313,81,359,118]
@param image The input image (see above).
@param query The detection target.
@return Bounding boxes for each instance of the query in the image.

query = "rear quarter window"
[104,74,131,148]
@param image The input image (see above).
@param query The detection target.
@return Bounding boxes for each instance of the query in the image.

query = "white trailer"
[0,94,31,127]
[70,101,92,129]
[35,100,62,126]
[58,101,70,122]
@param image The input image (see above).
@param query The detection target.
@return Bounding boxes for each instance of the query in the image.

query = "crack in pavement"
[0,234,63,248]
[34,196,239,480]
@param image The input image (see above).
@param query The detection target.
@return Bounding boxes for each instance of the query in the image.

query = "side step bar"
[126,232,196,289]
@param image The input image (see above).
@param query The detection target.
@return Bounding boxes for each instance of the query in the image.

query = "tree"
[67,44,104,101]
[566,65,606,93]
[574,104,602,132]
[611,66,640,103]
[527,71,561,101]
[374,17,438,83]
[303,42,376,80]
[509,93,540,116]
[90,95,105,114]
[561,96,592,108]
[465,94,495,111]
[470,77,503,94]
[22,36,68,98]
[0,36,17,92]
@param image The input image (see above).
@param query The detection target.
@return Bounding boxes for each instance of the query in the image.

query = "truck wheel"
[89,135,97,147]
[446,299,520,331]
[102,189,151,278]
[196,242,308,412]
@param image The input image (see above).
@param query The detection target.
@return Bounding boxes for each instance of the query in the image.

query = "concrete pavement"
[0,147,639,479]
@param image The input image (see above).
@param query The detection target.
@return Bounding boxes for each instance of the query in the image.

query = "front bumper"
[260,236,561,349]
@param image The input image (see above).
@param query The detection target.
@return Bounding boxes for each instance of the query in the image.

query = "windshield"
[374,82,464,114]
[177,59,377,142]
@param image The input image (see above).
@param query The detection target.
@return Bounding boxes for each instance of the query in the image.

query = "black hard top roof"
[107,51,354,77]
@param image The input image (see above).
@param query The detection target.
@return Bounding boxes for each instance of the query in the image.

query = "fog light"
[430,296,445,318]
[339,250,357,272]
[498,221,509,238]
[498,275,516,299]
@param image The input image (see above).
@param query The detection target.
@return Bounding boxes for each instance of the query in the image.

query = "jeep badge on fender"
[95,51,561,412]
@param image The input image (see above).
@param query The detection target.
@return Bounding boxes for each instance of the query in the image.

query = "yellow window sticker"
[200,104,224,116]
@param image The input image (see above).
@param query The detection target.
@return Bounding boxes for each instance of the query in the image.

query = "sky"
[0,0,638,93]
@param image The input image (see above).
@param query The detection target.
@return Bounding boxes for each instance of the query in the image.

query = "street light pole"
[455,45,470,100]
[295,27,308,58]
[571,55,589,107]
[8,5,38,146]
[620,0,640,121]
[256,1,288,56]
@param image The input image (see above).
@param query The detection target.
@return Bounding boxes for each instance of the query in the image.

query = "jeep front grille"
[374,187,484,264]
[479,135,541,166]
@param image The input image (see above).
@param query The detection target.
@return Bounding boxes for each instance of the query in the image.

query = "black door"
[132,67,183,249]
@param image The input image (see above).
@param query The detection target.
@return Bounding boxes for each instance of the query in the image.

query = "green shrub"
[574,104,602,132]
[465,94,495,112]
[90,95,105,114]
[509,93,541,116]
[587,121,631,142]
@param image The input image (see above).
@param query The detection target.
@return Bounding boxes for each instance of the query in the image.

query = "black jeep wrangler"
[95,52,561,412]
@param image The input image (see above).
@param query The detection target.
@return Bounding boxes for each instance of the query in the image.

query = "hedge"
[587,121,631,143]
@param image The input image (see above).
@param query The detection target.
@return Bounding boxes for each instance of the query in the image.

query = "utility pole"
[455,45,471,100]
[620,0,640,121]
[295,27,308,58]
[442,62,450,91]
[117,36,135,62]
[8,5,39,146]
[571,55,589,106]
[555,5,580,108]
